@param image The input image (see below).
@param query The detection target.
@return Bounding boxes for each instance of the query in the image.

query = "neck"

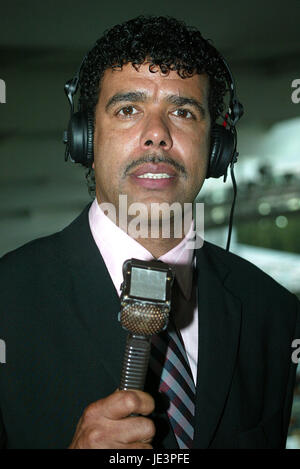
[123,210,189,258]
[95,194,194,258]
[134,235,185,258]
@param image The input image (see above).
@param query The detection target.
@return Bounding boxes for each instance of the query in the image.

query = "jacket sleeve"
[282,295,300,447]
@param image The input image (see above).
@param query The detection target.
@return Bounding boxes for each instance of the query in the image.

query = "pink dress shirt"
[88,198,198,384]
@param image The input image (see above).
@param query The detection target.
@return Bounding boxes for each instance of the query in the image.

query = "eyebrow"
[105,91,206,117]
[165,95,206,118]
[105,92,147,111]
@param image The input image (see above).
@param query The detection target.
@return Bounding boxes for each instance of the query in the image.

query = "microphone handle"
[120,334,152,391]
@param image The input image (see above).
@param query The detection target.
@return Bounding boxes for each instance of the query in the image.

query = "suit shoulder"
[203,241,296,303]
[0,203,91,278]
[0,232,62,281]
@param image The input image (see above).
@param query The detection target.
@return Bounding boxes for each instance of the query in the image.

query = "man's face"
[93,62,211,215]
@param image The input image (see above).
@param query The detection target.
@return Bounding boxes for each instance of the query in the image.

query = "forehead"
[98,62,209,104]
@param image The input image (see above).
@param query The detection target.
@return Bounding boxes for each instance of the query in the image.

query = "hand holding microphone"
[69,258,174,449]
[68,389,156,449]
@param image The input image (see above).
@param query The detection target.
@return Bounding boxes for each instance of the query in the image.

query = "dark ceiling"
[1,0,300,57]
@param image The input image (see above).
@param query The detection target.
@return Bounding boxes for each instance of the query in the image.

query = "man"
[0,16,299,449]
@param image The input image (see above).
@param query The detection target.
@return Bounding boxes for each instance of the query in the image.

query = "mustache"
[124,154,187,177]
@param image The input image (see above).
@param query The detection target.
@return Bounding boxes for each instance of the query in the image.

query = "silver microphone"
[118,259,174,391]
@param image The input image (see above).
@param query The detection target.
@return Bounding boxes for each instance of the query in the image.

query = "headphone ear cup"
[67,110,94,167]
[207,124,235,178]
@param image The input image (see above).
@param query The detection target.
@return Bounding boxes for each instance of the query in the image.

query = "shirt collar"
[88,198,195,301]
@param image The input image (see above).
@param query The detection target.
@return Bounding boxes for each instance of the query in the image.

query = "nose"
[139,112,173,151]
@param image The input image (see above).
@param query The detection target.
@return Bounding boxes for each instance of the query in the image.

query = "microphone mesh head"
[120,303,169,335]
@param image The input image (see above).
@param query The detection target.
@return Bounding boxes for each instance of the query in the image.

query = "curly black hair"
[80,15,229,197]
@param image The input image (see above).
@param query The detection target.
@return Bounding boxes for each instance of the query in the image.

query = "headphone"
[63,49,244,181]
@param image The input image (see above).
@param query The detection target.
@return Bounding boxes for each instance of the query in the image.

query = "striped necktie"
[149,281,196,449]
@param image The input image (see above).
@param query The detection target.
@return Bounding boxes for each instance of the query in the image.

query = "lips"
[130,163,177,189]
[131,163,177,177]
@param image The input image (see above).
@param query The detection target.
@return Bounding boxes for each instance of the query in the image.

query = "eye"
[117,105,139,117]
[172,108,194,119]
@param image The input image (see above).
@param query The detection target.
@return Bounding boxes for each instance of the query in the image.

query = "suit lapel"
[193,243,241,448]
[59,203,127,390]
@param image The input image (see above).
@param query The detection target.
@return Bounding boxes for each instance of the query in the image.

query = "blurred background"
[0,0,299,448]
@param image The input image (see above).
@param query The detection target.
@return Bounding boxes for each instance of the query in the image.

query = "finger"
[106,415,156,444]
[85,390,155,421]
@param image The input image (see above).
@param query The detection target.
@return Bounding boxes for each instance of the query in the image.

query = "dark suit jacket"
[0,203,299,449]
